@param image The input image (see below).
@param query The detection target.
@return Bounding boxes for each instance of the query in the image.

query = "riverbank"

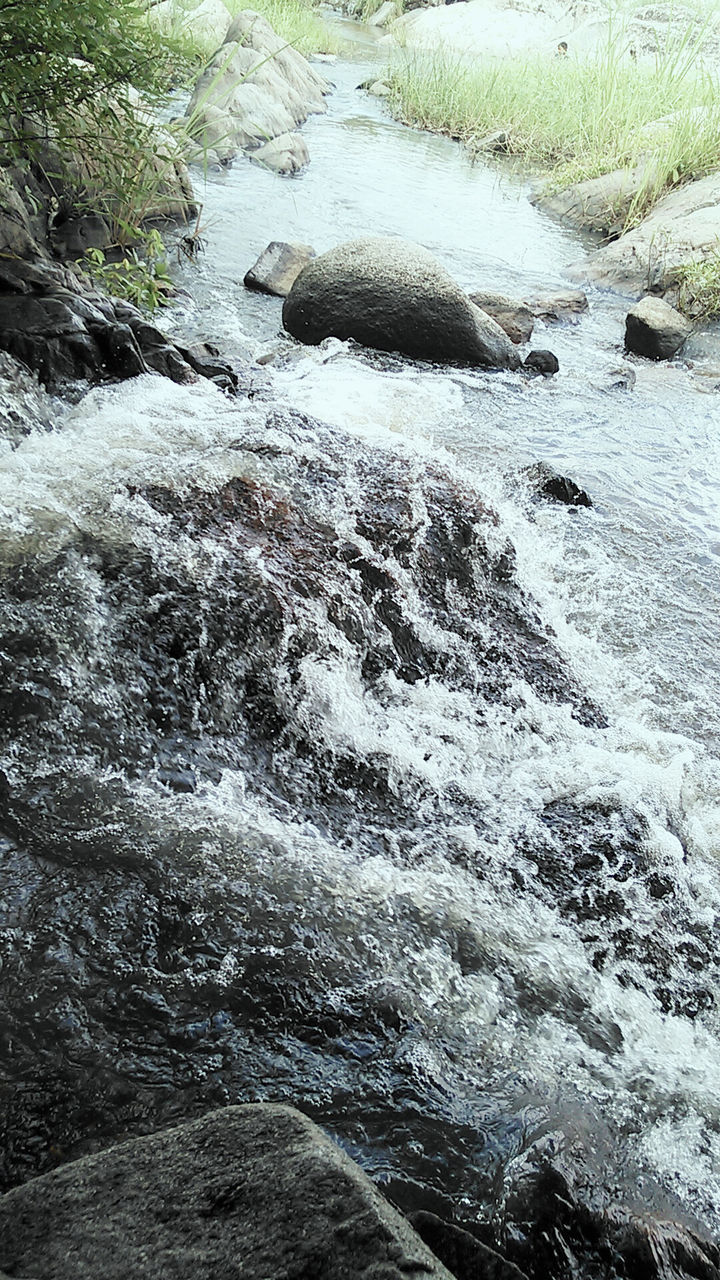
[376,0,720,313]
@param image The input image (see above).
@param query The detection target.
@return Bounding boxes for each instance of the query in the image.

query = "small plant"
[82,229,174,312]
[675,246,720,318]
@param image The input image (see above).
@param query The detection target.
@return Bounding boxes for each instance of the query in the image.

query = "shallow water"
[2,17,720,1264]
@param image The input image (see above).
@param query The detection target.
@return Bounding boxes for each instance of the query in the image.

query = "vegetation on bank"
[0,0,332,309]
[388,27,720,221]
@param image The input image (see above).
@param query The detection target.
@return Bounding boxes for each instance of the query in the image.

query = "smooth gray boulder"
[185,10,329,167]
[469,290,534,343]
[244,240,316,296]
[625,295,692,359]
[0,1104,456,1280]
[252,131,309,174]
[282,236,521,368]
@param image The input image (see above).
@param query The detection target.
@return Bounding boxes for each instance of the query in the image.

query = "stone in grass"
[469,290,534,344]
[0,1104,457,1280]
[625,295,692,360]
[523,349,559,376]
[244,240,316,297]
[523,461,592,508]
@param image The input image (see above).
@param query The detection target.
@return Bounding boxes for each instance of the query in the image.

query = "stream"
[2,14,720,1270]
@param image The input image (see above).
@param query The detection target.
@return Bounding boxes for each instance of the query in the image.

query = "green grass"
[675,248,720,317]
[387,20,720,229]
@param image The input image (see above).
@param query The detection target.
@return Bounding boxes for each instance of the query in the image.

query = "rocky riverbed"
[1,7,720,1279]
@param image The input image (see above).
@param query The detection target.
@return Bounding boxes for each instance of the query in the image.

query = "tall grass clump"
[388,17,720,226]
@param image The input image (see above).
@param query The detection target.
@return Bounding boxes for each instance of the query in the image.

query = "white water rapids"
[1,19,720,1255]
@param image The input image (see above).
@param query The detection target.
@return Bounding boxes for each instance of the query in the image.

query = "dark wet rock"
[0,351,54,447]
[48,212,114,260]
[524,290,588,323]
[494,1141,720,1280]
[523,462,592,508]
[0,258,236,391]
[244,240,316,297]
[282,237,521,369]
[523,349,559,376]
[468,290,534,344]
[410,1211,529,1280]
[625,295,692,360]
[0,1104,456,1280]
[174,340,238,391]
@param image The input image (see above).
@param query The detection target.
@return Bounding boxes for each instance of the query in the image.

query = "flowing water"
[2,20,720,1269]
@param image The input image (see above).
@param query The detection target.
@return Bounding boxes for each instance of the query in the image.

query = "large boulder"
[184,9,329,168]
[0,1104,456,1280]
[282,236,521,368]
[624,294,692,360]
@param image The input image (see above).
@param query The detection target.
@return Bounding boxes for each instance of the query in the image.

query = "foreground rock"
[283,237,521,368]
[469,290,534,343]
[625,295,692,360]
[184,9,329,169]
[0,1105,455,1280]
[245,240,316,296]
[0,258,236,391]
[572,171,720,297]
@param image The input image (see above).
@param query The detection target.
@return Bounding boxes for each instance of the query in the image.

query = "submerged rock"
[0,1105,456,1280]
[244,240,316,296]
[469,289,534,343]
[0,351,53,447]
[625,295,692,360]
[282,236,521,368]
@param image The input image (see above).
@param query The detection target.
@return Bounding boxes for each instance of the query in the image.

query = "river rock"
[523,461,592,507]
[469,290,534,343]
[252,131,309,174]
[0,257,237,391]
[282,236,521,368]
[244,240,316,296]
[523,348,559,375]
[524,289,588,322]
[0,351,54,447]
[625,295,692,359]
[185,10,329,167]
[0,1104,456,1280]
[536,158,661,236]
[571,171,720,296]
